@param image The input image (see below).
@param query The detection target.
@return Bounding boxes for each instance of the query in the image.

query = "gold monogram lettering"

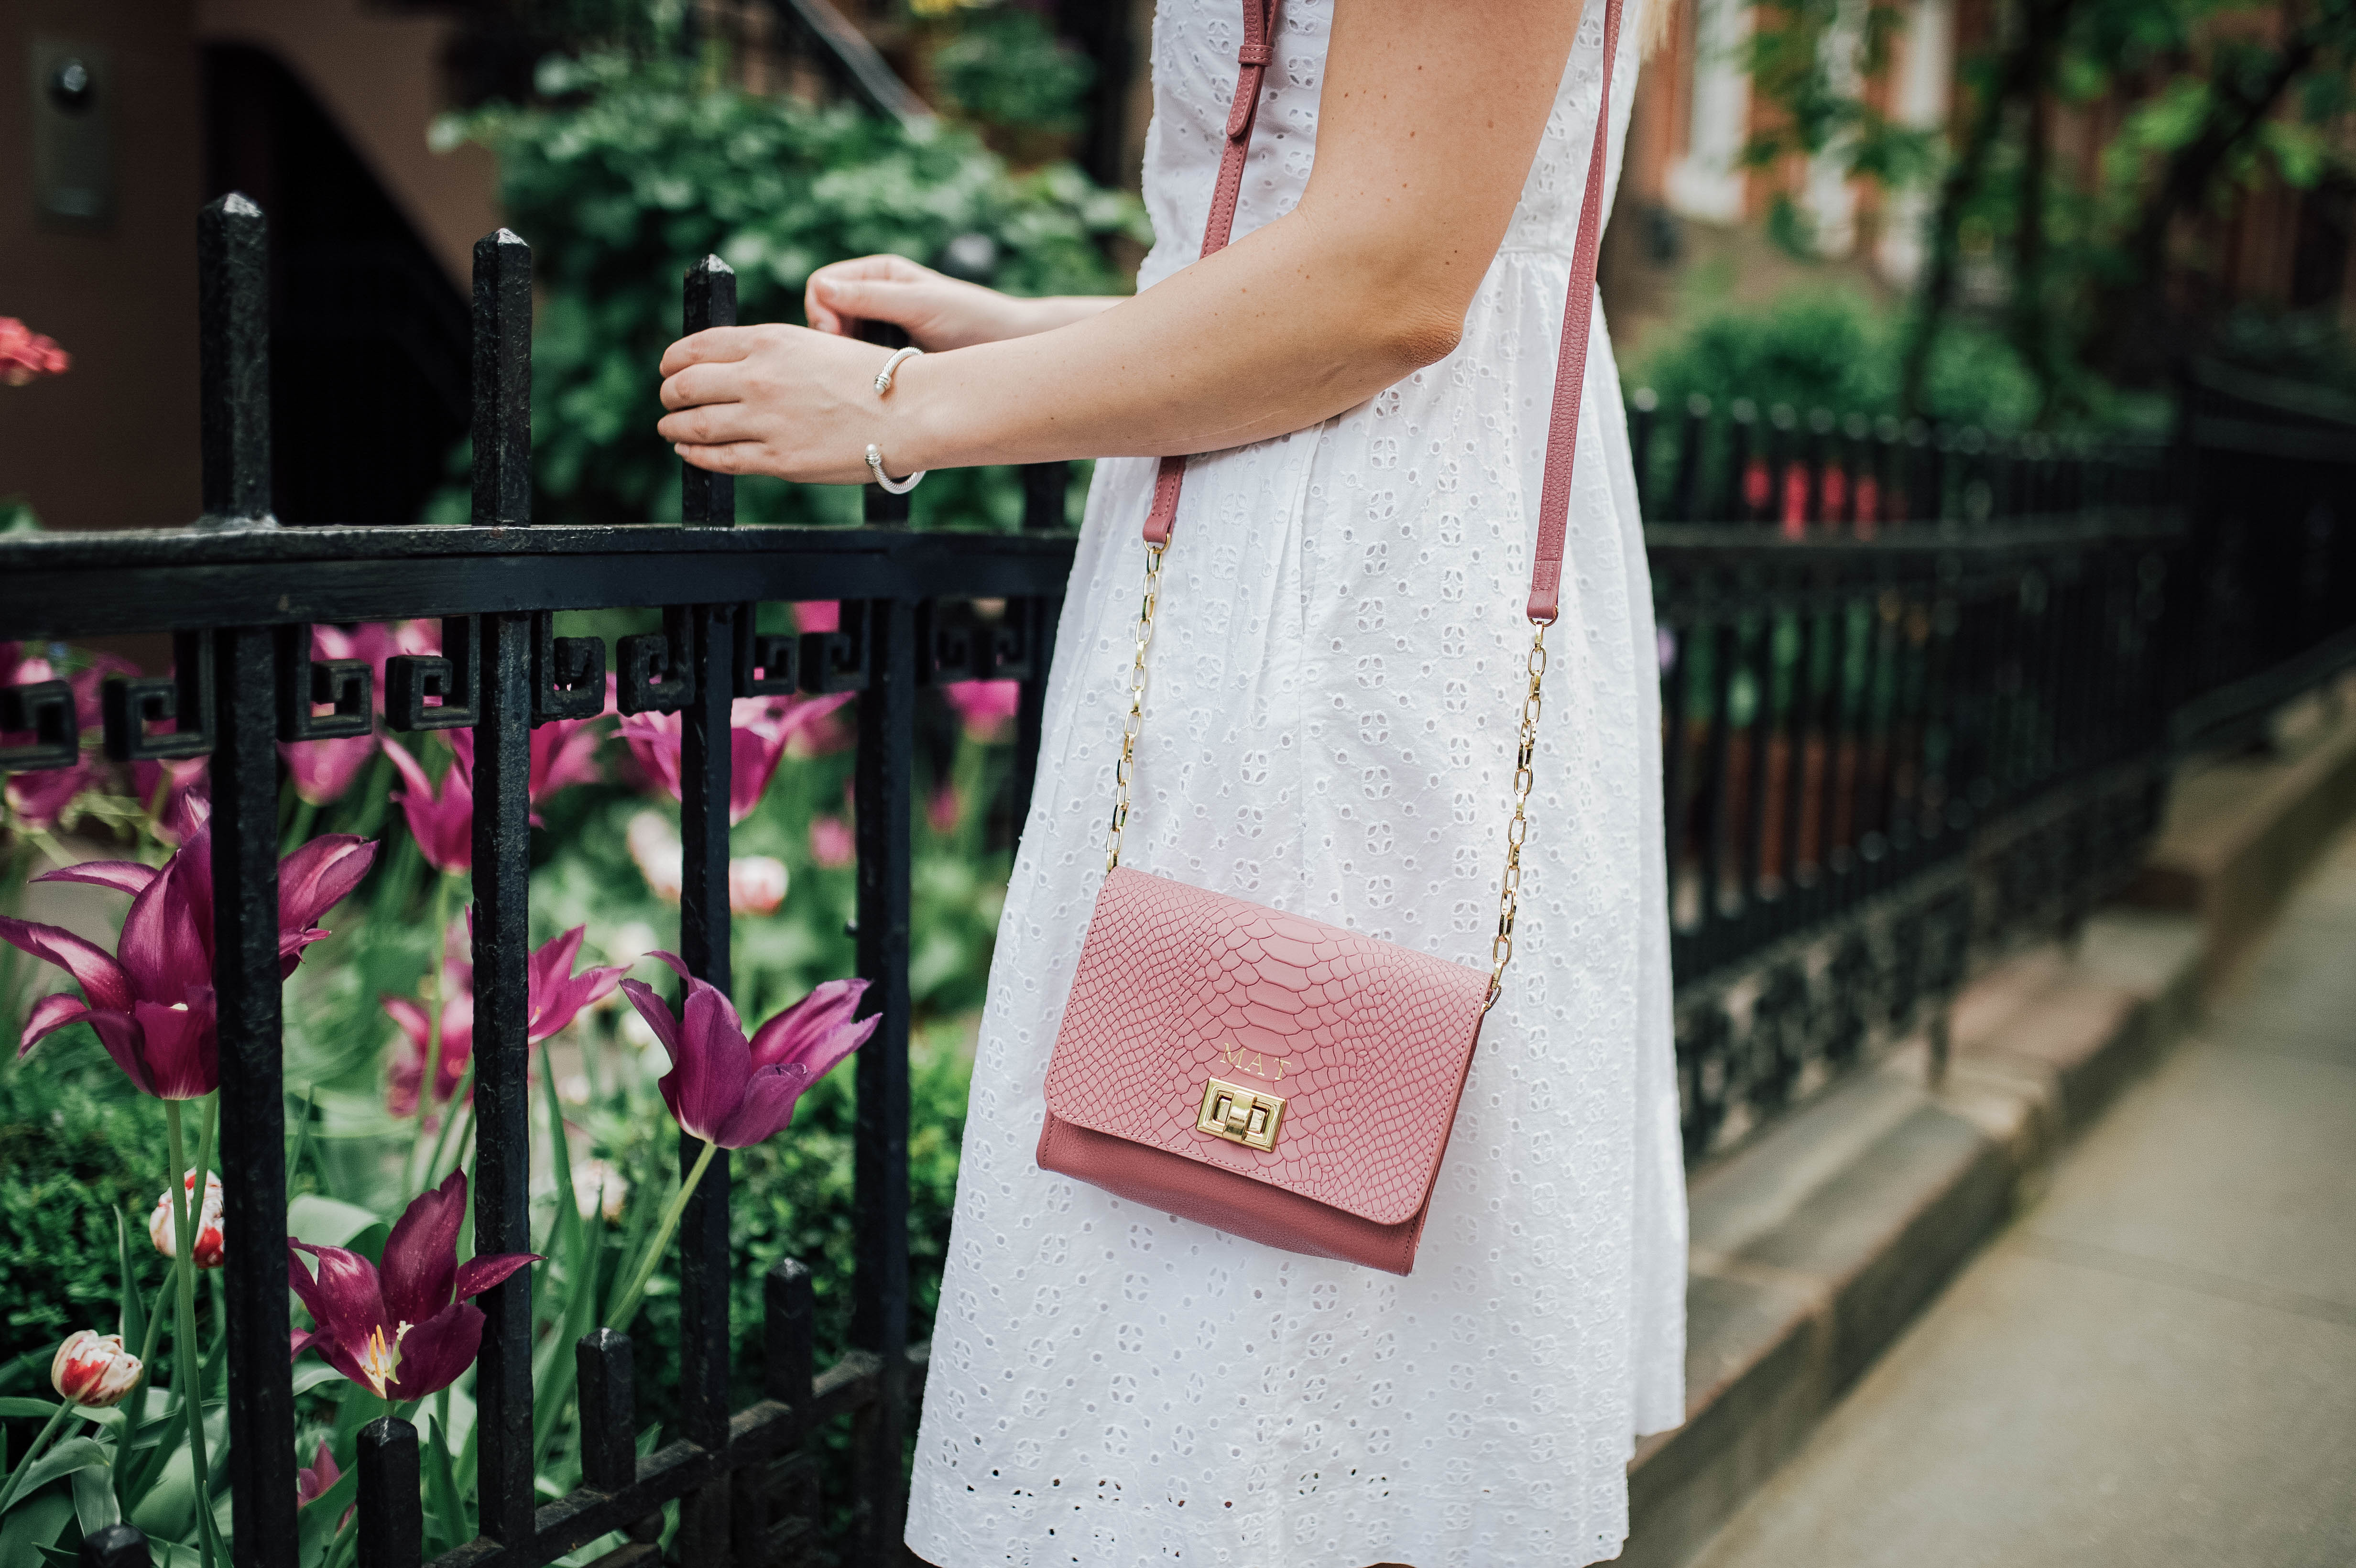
[1216,1042,1291,1082]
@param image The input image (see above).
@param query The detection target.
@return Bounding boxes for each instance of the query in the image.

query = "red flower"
[52,1330,139,1408]
[150,1167,226,1269]
[288,1170,538,1402]
[0,317,69,386]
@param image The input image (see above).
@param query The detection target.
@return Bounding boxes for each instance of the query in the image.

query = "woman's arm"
[657,0,1591,484]
[801,254,1120,348]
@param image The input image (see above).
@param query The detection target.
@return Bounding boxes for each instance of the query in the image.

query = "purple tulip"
[287,1170,538,1402]
[380,922,624,1115]
[618,953,875,1149]
[449,714,609,817]
[619,692,852,827]
[527,925,629,1041]
[0,822,378,1096]
[382,736,472,874]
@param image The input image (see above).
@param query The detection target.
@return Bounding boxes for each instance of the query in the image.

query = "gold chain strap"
[1486,623,1549,1013]
[1105,536,1550,1016]
[1104,542,1167,871]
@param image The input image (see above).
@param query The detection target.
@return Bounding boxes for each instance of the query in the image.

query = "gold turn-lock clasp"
[1196,1077,1285,1151]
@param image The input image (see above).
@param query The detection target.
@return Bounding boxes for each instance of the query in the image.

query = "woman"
[655,0,1686,1561]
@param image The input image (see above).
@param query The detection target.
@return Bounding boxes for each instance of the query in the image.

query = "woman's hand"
[804,254,1045,350]
[656,325,904,484]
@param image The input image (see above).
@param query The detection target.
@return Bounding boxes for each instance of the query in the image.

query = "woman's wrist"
[873,347,957,479]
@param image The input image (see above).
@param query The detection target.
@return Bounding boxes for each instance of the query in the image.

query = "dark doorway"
[2290,177,2356,313]
[202,44,470,526]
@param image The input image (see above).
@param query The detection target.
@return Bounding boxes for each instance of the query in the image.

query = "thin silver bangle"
[866,443,925,494]
[867,347,927,491]
[873,345,923,394]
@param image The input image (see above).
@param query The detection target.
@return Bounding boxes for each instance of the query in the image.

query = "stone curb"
[1622,699,2356,1567]
[1621,910,2203,1568]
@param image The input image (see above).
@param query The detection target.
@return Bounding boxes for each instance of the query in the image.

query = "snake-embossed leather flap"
[1044,867,1492,1227]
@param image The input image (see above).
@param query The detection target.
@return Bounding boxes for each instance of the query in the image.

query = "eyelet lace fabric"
[906,2,1686,1563]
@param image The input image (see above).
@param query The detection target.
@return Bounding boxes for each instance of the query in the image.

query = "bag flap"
[1043,867,1491,1227]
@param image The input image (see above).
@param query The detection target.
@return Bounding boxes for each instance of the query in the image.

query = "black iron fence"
[1629,392,2177,1157]
[0,195,2334,1566]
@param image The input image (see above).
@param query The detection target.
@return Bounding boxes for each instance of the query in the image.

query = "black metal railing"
[3,197,1070,1568]
[11,194,2334,1567]
[1625,390,2182,1157]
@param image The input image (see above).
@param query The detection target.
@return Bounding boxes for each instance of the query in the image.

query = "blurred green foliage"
[436,50,1146,530]
[1627,288,2045,431]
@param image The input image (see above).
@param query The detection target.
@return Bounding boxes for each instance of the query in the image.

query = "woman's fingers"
[806,255,934,335]
[658,326,764,378]
[656,401,766,447]
[674,442,764,476]
[658,361,743,413]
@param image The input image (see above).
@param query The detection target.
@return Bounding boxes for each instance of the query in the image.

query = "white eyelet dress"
[905,1,1686,1563]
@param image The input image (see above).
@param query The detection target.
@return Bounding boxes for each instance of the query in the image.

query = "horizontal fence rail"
[5,193,2292,1567]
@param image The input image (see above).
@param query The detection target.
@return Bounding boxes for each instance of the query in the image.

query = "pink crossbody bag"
[1036,0,1626,1274]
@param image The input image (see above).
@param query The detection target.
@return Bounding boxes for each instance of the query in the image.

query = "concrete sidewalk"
[1684,822,2356,1568]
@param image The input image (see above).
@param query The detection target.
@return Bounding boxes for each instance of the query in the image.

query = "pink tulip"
[383,735,472,874]
[295,1441,341,1508]
[3,761,95,832]
[0,646,139,830]
[809,815,854,869]
[927,785,961,836]
[382,921,625,1114]
[618,954,874,1149]
[625,811,683,903]
[0,822,377,1096]
[52,1330,140,1408]
[150,1168,227,1269]
[384,988,472,1118]
[526,925,630,1040]
[132,756,211,845]
[619,692,852,826]
[313,621,438,714]
[944,679,1021,743]
[729,856,788,916]
[288,1171,538,1402]
[447,709,609,818]
[282,735,378,807]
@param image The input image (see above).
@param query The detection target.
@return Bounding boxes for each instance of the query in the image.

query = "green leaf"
[424,1415,468,1555]
[4,1437,111,1511]
[0,1492,71,1565]
[286,1194,390,1260]
[71,1456,120,1534]
[292,1362,348,1398]
[0,1399,63,1422]
[117,1208,147,1352]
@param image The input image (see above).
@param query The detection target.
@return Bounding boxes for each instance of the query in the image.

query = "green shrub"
[1627,288,2044,431]
[438,51,1148,530]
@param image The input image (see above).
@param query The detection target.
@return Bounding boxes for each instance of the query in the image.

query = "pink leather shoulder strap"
[1143,0,1626,630]
[1143,0,1280,547]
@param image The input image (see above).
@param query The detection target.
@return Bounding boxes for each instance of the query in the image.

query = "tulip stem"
[406,873,459,1199]
[421,1061,478,1191]
[0,1400,73,1514]
[284,796,318,858]
[604,1138,720,1335]
[164,1098,222,1568]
